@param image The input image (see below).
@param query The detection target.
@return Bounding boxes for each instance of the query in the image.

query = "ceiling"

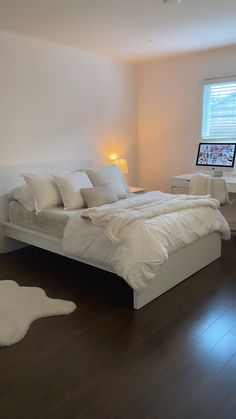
[0,0,236,62]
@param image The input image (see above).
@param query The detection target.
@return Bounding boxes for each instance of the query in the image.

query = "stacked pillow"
[85,165,128,199]
[21,173,62,215]
[9,184,35,212]
[53,171,93,210]
[9,164,129,212]
[81,184,119,208]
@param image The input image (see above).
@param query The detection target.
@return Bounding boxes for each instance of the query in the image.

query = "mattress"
[9,201,81,237]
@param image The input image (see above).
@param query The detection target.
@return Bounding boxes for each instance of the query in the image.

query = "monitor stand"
[212,168,223,177]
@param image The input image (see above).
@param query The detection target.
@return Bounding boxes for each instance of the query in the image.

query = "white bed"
[0,160,224,310]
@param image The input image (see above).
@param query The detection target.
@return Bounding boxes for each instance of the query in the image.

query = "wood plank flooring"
[0,239,236,419]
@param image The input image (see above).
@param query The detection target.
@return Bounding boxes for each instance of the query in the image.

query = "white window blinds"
[202,79,236,141]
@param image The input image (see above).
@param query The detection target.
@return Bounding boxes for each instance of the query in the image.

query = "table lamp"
[115,158,128,175]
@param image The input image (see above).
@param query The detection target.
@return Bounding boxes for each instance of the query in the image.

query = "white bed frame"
[0,160,222,310]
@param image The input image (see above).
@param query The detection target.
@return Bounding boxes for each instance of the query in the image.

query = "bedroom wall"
[137,45,236,192]
[0,31,137,184]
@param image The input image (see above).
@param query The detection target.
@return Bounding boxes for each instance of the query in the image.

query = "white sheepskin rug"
[0,280,76,347]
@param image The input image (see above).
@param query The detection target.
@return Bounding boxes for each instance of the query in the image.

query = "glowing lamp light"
[109,153,119,161]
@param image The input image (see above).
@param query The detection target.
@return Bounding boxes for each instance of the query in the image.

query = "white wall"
[3,31,236,192]
[137,45,236,192]
[0,31,137,183]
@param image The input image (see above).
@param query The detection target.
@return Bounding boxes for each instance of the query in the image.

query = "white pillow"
[21,173,62,215]
[81,184,118,208]
[9,184,35,212]
[53,171,93,210]
[85,165,128,199]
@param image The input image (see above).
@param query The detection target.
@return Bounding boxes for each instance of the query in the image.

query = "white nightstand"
[129,186,145,194]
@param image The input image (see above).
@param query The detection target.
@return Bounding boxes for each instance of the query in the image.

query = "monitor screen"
[196,143,236,167]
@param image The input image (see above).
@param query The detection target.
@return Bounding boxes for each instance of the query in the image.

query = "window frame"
[201,76,236,143]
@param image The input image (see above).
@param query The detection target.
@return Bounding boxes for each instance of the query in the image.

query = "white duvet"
[63,191,230,292]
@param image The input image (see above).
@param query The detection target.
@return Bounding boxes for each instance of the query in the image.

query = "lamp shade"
[115,158,128,174]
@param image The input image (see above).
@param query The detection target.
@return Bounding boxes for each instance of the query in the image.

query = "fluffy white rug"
[0,280,76,347]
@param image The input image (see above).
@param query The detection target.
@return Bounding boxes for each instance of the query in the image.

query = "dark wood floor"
[1,239,236,419]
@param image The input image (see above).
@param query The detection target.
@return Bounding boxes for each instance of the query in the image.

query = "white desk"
[171,173,236,194]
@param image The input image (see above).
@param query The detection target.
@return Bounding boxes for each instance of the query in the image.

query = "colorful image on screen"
[196,143,236,167]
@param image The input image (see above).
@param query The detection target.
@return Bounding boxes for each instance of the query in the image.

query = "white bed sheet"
[9,201,81,237]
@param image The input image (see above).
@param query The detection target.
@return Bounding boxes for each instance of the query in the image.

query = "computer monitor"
[196,143,236,168]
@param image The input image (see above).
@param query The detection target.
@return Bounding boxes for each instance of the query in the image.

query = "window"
[202,78,236,141]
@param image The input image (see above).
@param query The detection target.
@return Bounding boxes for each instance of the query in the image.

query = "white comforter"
[63,191,230,292]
